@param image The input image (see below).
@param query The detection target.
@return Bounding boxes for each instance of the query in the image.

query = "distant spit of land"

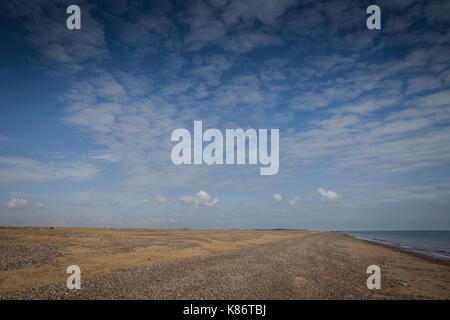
[0,227,448,299]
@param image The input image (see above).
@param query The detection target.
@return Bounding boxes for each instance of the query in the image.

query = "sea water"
[343,231,450,261]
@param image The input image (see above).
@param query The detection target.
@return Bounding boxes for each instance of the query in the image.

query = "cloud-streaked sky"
[0,0,449,230]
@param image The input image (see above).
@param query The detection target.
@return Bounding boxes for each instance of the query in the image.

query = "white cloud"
[406,75,442,95]
[273,193,282,202]
[196,190,219,207]
[415,89,450,108]
[317,188,342,202]
[5,0,107,73]
[154,194,167,205]
[64,103,121,133]
[223,31,282,53]
[0,134,8,143]
[424,0,450,24]
[6,197,28,209]
[35,202,45,209]
[0,157,99,183]
[135,195,168,206]
[137,199,151,206]
[179,196,198,205]
[104,200,119,206]
[221,0,296,26]
[5,197,45,209]
[283,87,450,175]
[89,153,115,161]
[182,0,294,51]
[180,190,219,207]
[289,196,301,206]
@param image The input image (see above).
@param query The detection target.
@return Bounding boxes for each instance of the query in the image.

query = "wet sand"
[0,227,448,299]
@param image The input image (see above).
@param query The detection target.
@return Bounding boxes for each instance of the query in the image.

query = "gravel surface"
[0,241,62,271]
[95,235,199,253]
[0,232,448,299]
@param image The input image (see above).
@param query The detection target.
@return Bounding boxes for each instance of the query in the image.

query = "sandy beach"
[0,227,448,299]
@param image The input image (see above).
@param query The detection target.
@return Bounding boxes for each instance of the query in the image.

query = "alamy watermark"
[170,121,279,175]
[66,265,81,289]
[66,5,81,30]
[366,265,381,290]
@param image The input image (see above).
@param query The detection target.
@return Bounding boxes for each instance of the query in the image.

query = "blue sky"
[0,0,449,230]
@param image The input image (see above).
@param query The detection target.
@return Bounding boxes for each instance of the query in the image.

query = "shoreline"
[340,231,450,263]
[340,233,450,267]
